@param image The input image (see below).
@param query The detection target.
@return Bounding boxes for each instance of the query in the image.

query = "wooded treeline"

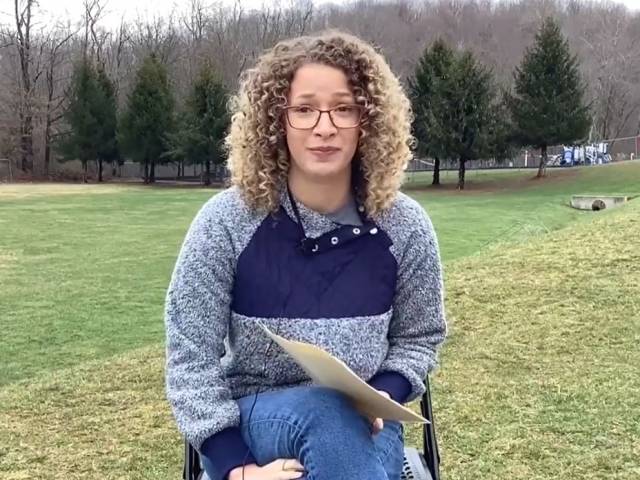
[1,0,637,186]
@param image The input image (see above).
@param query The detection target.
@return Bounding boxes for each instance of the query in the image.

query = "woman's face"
[284,63,361,184]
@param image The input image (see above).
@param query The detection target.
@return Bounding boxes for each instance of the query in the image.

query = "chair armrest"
[420,376,440,480]
[184,439,202,480]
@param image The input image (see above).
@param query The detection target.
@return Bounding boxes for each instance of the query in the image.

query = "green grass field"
[1,162,639,479]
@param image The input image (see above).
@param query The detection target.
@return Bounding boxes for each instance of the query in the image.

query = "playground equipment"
[550,143,612,166]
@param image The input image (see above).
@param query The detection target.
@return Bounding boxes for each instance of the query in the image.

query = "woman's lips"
[308,148,340,157]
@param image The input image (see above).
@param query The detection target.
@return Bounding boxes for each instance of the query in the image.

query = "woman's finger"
[372,417,384,434]
[281,471,305,480]
[283,459,304,471]
[274,458,305,479]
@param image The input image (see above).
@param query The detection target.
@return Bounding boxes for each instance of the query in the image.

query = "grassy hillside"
[415,198,640,479]
[3,163,637,386]
[408,162,640,260]
[1,187,637,479]
[1,162,638,479]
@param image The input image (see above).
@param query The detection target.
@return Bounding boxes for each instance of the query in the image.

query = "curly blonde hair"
[225,29,414,216]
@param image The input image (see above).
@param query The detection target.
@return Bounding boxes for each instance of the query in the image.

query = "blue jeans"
[202,385,405,480]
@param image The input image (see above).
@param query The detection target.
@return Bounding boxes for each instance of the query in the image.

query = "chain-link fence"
[2,135,639,182]
[0,159,13,181]
[406,135,640,172]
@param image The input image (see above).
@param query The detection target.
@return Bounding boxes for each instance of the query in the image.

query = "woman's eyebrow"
[294,91,354,101]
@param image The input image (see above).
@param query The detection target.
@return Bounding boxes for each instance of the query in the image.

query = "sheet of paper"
[259,323,428,424]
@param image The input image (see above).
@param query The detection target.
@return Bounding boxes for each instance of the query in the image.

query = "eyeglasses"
[283,104,364,130]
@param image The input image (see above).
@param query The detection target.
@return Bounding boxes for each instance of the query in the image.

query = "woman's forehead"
[288,64,354,101]
[292,91,353,101]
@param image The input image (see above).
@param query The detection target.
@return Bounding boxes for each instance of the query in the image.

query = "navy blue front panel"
[231,210,398,319]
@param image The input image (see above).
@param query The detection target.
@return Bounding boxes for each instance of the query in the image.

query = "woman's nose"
[313,111,338,136]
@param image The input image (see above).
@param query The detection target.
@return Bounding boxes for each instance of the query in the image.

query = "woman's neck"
[288,170,352,215]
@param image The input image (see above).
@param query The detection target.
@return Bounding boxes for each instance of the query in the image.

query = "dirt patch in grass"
[0,183,143,199]
[0,251,17,269]
[404,167,583,193]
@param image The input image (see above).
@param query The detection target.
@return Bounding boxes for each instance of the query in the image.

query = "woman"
[165,30,447,480]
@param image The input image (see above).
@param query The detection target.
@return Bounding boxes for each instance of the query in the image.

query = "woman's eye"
[294,106,313,113]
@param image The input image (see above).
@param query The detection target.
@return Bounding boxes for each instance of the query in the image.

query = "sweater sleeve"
[164,197,255,477]
[375,207,448,403]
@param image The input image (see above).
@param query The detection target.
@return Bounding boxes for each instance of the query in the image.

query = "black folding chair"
[183,377,440,480]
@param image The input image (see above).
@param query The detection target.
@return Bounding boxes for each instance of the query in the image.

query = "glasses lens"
[331,105,362,128]
[288,106,319,129]
[287,105,362,129]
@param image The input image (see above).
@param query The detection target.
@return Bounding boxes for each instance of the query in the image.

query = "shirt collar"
[279,187,350,239]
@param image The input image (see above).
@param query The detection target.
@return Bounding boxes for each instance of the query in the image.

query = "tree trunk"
[20,114,34,172]
[537,145,547,178]
[144,160,149,184]
[98,159,103,182]
[457,157,466,190]
[432,157,440,186]
[15,0,35,174]
[204,160,211,186]
[149,160,155,183]
[82,161,88,183]
[44,134,51,177]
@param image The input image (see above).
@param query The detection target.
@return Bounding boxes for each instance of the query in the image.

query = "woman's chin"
[301,157,351,179]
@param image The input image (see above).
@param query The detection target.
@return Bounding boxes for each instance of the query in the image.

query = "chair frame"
[183,377,440,480]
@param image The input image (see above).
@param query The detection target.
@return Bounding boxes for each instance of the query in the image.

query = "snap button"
[353,228,361,235]
[331,237,339,245]
[370,228,378,235]
[311,244,319,252]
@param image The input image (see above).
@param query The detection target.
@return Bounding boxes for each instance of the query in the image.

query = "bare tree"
[104,18,131,101]
[209,0,247,86]
[131,13,179,65]
[84,0,108,65]
[177,0,212,92]
[578,3,640,141]
[43,24,75,176]
[13,0,36,172]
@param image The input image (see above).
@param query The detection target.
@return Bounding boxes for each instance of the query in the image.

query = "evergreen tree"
[57,60,102,183]
[163,112,194,179]
[165,63,229,186]
[486,93,519,165]
[409,38,456,186]
[447,50,495,190]
[189,63,229,185]
[95,68,119,182]
[508,16,590,177]
[119,54,174,183]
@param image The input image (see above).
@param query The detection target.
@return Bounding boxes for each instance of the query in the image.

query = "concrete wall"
[571,195,628,211]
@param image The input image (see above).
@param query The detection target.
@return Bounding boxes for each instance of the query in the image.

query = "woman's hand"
[370,390,391,435]
[227,458,305,480]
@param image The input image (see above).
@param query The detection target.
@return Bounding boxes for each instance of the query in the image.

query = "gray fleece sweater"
[164,186,447,477]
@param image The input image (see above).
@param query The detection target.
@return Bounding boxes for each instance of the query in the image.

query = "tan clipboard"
[259,324,428,424]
